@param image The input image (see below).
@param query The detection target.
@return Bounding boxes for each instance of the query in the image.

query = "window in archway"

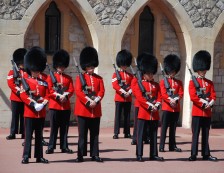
[138,6,154,55]
[45,1,61,54]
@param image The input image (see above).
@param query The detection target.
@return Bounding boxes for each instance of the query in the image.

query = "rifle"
[11,60,39,102]
[74,58,96,100]
[46,64,67,95]
[159,63,179,99]
[186,62,210,100]
[11,60,21,86]
[112,63,130,91]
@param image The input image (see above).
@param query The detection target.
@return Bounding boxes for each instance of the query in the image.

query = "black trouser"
[114,102,131,135]
[48,109,71,150]
[160,111,179,150]
[10,101,24,135]
[132,107,149,142]
[23,117,43,159]
[77,116,100,157]
[41,118,46,140]
[191,116,211,156]
[136,119,158,157]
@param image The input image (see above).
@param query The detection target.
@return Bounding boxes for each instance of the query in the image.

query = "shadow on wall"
[0,88,11,109]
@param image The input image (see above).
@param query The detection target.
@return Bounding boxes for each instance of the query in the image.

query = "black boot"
[21,158,29,164]
[202,155,217,161]
[136,156,144,162]
[188,155,197,161]
[36,157,49,163]
[75,156,84,162]
[45,148,54,154]
[113,134,118,139]
[6,134,15,140]
[91,156,103,162]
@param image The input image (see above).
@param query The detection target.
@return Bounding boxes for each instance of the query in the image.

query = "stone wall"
[24,26,40,48]
[1,0,224,28]
[178,0,224,28]
[0,0,34,20]
[87,0,136,25]
[213,30,224,127]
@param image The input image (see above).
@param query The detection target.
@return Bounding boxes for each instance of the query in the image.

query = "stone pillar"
[96,26,122,127]
[0,33,25,127]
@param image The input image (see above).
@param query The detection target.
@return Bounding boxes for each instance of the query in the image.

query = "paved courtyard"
[0,126,223,173]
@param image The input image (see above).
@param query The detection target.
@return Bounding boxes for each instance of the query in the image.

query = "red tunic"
[20,76,49,118]
[47,72,74,110]
[160,78,184,112]
[74,73,105,118]
[131,77,140,107]
[112,71,133,102]
[38,72,48,81]
[134,80,162,120]
[7,69,27,102]
[189,77,216,117]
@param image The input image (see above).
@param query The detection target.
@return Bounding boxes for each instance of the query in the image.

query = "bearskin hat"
[139,52,158,74]
[193,50,211,72]
[13,48,27,66]
[164,54,181,74]
[53,49,70,69]
[136,53,144,70]
[80,47,99,71]
[116,49,132,68]
[24,46,47,75]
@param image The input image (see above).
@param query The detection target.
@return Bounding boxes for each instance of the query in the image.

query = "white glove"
[119,88,127,95]
[63,92,69,97]
[173,97,179,101]
[94,96,101,103]
[146,101,156,110]
[208,99,215,107]
[34,103,44,111]
[199,98,209,108]
[155,102,161,108]
[128,89,132,95]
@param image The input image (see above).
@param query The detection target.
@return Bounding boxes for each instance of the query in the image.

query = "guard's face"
[197,70,207,77]
[86,66,95,74]
[120,66,127,71]
[56,66,66,73]
[168,71,176,78]
[143,72,153,81]
[31,71,40,78]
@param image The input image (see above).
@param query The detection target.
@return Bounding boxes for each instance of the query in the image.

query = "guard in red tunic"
[188,50,217,161]
[134,53,164,162]
[131,56,150,145]
[21,72,49,147]
[74,47,105,162]
[6,48,27,140]
[45,49,74,154]
[159,54,183,152]
[112,49,133,139]
[20,46,49,164]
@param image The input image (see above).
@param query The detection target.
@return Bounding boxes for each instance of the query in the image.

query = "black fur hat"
[164,54,181,74]
[80,47,99,71]
[24,46,47,75]
[53,49,70,69]
[136,53,144,69]
[193,50,211,72]
[13,48,27,66]
[139,52,158,74]
[116,49,132,68]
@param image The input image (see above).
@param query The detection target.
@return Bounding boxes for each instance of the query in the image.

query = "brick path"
[0,127,223,173]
